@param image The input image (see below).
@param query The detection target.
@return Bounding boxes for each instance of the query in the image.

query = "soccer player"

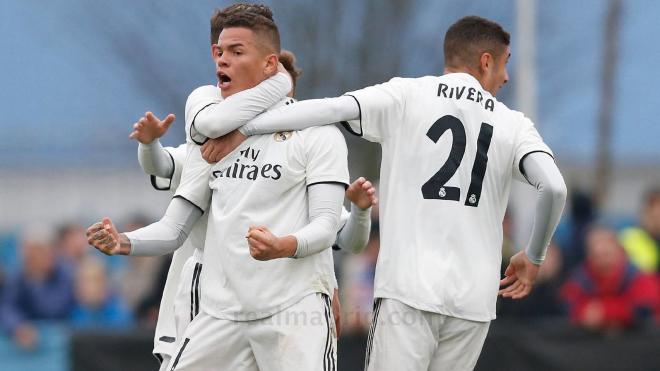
[136,48,373,370]
[129,5,292,369]
[88,8,366,371]
[204,15,568,371]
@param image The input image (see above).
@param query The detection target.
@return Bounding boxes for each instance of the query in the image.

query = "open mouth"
[217,71,232,88]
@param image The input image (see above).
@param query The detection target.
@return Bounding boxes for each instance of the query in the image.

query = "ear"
[479,52,493,74]
[211,44,220,59]
[263,53,279,77]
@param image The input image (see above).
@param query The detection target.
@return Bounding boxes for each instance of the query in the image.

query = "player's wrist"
[278,235,298,258]
[118,234,132,255]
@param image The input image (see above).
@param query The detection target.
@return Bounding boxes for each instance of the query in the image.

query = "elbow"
[552,178,568,208]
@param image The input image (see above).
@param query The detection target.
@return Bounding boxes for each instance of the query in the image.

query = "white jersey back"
[345,73,552,321]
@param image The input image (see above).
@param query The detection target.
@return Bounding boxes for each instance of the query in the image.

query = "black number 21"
[421,115,493,207]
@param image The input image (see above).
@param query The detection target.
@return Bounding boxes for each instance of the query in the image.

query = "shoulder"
[300,124,345,143]
[185,85,221,108]
[187,85,220,100]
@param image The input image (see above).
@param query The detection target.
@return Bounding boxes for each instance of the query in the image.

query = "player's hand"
[86,218,121,255]
[498,251,540,299]
[345,177,378,210]
[129,112,175,144]
[332,289,342,338]
[246,226,296,260]
[201,129,247,164]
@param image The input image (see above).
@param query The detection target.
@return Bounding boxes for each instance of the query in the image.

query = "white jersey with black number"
[176,97,349,321]
[344,72,552,321]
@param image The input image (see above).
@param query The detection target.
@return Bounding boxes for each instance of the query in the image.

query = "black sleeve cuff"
[339,94,363,137]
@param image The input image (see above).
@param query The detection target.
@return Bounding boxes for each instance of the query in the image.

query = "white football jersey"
[177,98,349,321]
[344,73,552,321]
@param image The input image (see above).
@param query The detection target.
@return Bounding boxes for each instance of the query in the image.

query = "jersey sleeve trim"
[519,150,555,184]
[150,175,172,191]
[172,195,205,215]
[307,180,349,190]
[189,103,217,145]
[339,94,363,137]
[149,150,176,191]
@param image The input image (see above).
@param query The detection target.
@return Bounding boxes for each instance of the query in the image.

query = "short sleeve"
[512,113,554,182]
[173,142,212,213]
[184,85,222,145]
[303,126,349,188]
[150,144,187,192]
[342,77,407,143]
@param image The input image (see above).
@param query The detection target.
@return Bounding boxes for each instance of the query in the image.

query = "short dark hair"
[279,49,302,94]
[219,9,280,54]
[444,16,510,69]
[209,3,274,45]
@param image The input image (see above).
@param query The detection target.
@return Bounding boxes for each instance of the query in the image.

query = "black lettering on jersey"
[261,164,273,179]
[231,159,240,178]
[246,165,259,180]
[239,147,261,161]
[437,83,449,98]
[271,165,282,180]
[467,88,476,101]
[485,99,494,112]
[437,82,494,112]
[455,86,465,99]
[239,163,250,178]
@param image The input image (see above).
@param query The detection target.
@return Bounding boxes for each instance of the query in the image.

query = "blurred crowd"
[1,188,660,350]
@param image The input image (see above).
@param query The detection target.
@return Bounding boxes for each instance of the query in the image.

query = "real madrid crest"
[274,131,292,142]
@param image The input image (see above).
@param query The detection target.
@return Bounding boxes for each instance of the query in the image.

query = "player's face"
[483,46,510,96]
[216,27,273,98]
[211,44,222,80]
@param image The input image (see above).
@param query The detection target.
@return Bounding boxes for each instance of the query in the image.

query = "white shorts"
[153,248,202,366]
[365,298,490,371]
[167,293,337,371]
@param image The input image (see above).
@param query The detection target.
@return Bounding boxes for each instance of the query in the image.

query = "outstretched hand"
[499,251,540,299]
[345,177,378,210]
[129,112,175,144]
[86,218,121,256]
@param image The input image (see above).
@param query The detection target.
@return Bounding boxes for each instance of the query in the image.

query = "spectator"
[561,226,659,332]
[561,191,597,276]
[0,225,75,349]
[620,189,660,273]
[116,215,168,320]
[71,258,132,329]
[57,223,89,273]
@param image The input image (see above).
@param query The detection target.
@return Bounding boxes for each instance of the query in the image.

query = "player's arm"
[86,197,202,257]
[191,70,292,140]
[240,96,360,136]
[247,183,345,260]
[137,140,174,179]
[335,177,377,254]
[242,77,406,144]
[500,152,567,299]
